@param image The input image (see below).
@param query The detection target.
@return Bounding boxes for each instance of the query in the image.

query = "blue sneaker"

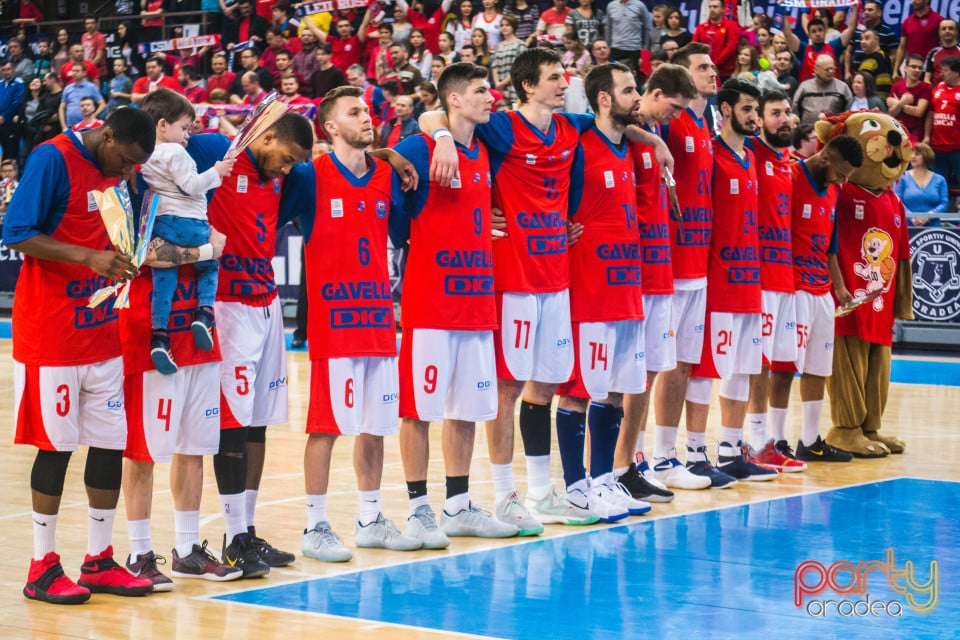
[150,331,178,375]
[716,441,779,482]
[685,446,737,489]
[652,451,711,490]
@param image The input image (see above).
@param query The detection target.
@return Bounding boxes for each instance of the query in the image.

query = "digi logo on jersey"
[330,306,393,329]
[607,266,643,285]
[74,299,119,329]
[528,234,567,255]
[445,274,494,295]
[761,246,793,266]
[727,267,761,285]
[106,399,124,411]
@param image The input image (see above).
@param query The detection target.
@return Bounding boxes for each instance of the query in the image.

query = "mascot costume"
[814,111,913,458]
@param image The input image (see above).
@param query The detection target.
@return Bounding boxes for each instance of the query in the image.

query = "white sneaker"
[636,452,670,491]
[355,513,422,551]
[494,491,544,536]
[610,480,652,516]
[585,483,629,523]
[302,522,353,562]
[526,487,600,526]
[441,502,518,538]
[652,451,712,490]
[406,505,450,550]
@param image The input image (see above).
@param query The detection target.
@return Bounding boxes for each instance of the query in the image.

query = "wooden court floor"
[0,340,957,639]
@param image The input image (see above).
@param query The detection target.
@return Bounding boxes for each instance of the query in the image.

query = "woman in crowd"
[503,0,540,42]
[418,81,442,111]
[51,27,71,75]
[471,28,493,67]
[472,0,504,51]
[565,0,603,48]
[847,71,886,111]
[437,31,458,64]
[492,15,526,105]
[895,142,948,227]
[733,44,761,79]
[661,7,691,49]
[448,0,476,50]
[561,30,591,74]
[408,29,434,79]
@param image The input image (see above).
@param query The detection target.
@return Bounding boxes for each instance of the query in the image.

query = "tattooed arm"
[143,226,226,268]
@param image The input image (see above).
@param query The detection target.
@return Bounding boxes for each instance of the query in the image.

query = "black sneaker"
[796,436,854,462]
[248,526,296,567]
[617,463,675,503]
[150,330,178,375]
[172,541,242,581]
[775,439,801,460]
[126,550,174,592]
[221,533,270,578]
[716,441,778,482]
[685,446,738,488]
[191,306,215,351]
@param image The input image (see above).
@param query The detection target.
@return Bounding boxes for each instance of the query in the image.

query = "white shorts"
[762,290,798,363]
[495,291,574,384]
[124,364,220,463]
[794,291,835,377]
[216,298,288,428]
[672,286,706,365]
[399,328,497,422]
[703,312,763,378]
[568,320,647,399]
[643,294,676,372]
[14,357,126,452]
[307,356,399,436]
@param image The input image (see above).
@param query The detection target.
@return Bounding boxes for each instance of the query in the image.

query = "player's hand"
[653,136,674,174]
[834,283,853,306]
[491,207,507,239]
[389,152,419,191]
[567,222,584,246]
[87,250,136,283]
[429,136,459,186]
[210,226,226,259]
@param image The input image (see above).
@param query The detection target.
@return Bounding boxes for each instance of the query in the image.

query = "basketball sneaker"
[775,439,802,461]
[754,438,807,472]
[685,446,738,489]
[221,533,270,578]
[494,491,544,536]
[607,478,652,516]
[24,552,90,605]
[406,505,451,550]
[652,451,712,490]
[796,436,854,462]
[172,541,243,581]
[617,462,675,503]
[716,441,779,481]
[150,330,177,375]
[355,513,422,551]
[526,487,600,526]
[441,502,519,538]
[579,483,627,523]
[636,452,671,492]
[125,550,174,591]
[301,522,353,562]
[78,546,153,596]
[248,526,296,567]
[191,306,215,351]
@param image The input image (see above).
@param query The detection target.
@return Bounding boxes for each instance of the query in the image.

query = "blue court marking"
[215,479,958,639]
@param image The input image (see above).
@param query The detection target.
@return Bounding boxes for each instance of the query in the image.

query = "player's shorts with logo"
[494,290,574,384]
[671,281,707,364]
[762,290,798,363]
[643,293,676,372]
[558,320,647,400]
[693,312,763,379]
[772,290,835,377]
[307,356,399,436]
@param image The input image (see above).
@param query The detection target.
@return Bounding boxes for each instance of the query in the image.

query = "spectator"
[661,8,691,50]
[431,57,447,81]
[380,42,424,94]
[237,70,269,106]
[647,49,669,81]
[0,159,17,221]
[851,29,893,99]
[531,0,572,49]
[107,58,134,111]
[848,70,886,111]
[16,77,50,160]
[804,8,841,42]
[307,42,347,99]
[591,38,611,65]
[492,16,526,104]
[470,29,493,68]
[448,0,476,51]
[178,64,209,104]
[307,11,372,73]
[566,0,604,48]
[223,0,269,55]
[923,19,960,86]
[32,37,53,80]
[132,56,183,103]
[380,94,419,147]
[140,0,170,43]
[271,1,299,39]
[0,61,24,161]
[38,73,63,143]
[896,142,948,226]
[436,32,458,65]
[848,1,898,79]
[793,54,852,124]
[81,15,108,80]
[790,122,818,159]
[895,0,944,79]
[345,63,388,128]
[369,23,397,80]
[377,79,400,124]
[786,4,859,82]
[773,49,799,96]
[925,56,960,188]
[105,22,143,78]
[229,46,273,97]
[605,0,652,72]
[392,3,415,45]
[732,45,760,79]
[418,81,441,111]
[650,4,669,50]
[399,0,455,53]
[51,28,71,76]
[71,96,104,131]
[692,0,739,81]
[206,52,236,95]
[273,49,304,90]
[59,45,99,87]
[888,54,932,142]
[14,0,43,25]
[408,29,434,80]
[261,27,296,81]
[503,0,540,42]
[58,62,104,130]
[278,74,312,106]
[293,27,320,81]
[201,0,226,36]
[561,30,591,74]
[458,44,478,65]
[473,0,504,51]
[6,39,33,85]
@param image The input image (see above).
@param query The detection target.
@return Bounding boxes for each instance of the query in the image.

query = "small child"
[141,89,234,374]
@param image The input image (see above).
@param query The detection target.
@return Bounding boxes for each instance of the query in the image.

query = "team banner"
[197,103,317,120]
[776,0,856,7]
[295,0,369,17]
[138,34,220,55]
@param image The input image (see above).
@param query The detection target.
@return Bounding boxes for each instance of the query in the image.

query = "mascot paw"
[864,432,905,454]
[825,427,889,458]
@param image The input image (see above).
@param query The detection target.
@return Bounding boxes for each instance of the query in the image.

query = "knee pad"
[215,427,248,495]
[719,374,750,402]
[218,426,249,456]
[246,426,266,444]
[31,450,72,496]
[685,377,713,405]
[84,447,123,491]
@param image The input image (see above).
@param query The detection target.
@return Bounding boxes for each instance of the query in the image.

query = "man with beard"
[684,77,778,485]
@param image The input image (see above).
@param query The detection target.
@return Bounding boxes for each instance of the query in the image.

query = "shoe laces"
[778,441,798,457]
[311,524,344,546]
[410,507,440,530]
[197,540,219,562]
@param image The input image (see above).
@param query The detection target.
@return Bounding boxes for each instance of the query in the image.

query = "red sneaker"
[24,552,91,605]
[754,439,807,473]
[78,546,153,596]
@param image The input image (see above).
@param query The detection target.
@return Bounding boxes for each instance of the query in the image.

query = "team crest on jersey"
[357,200,365,211]
[273,178,281,193]
[376,200,387,218]
[473,172,481,183]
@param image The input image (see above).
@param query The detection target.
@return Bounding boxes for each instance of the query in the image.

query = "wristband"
[432,128,452,141]
[197,243,214,261]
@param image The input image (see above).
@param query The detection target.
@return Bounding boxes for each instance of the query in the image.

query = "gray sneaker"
[441,502,519,538]
[494,491,544,536]
[302,522,353,563]
[355,513,422,551]
[406,505,450,549]
[525,486,600,526]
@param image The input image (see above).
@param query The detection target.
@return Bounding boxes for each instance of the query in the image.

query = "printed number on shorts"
[762,313,773,337]
[589,341,609,371]
[716,329,732,356]
[513,319,532,350]
[423,365,438,394]
[345,378,354,408]
[797,325,809,349]
[235,366,249,395]
[55,384,70,417]
[157,398,172,432]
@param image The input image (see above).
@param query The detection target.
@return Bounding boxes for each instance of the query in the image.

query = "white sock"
[174,510,200,558]
[32,512,57,560]
[769,407,788,442]
[720,427,742,446]
[444,492,470,515]
[613,465,629,477]
[525,455,552,501]
[491,463,515,503]
[244,489,258,529]
[220,492,247,541]
[653,425,679,460]
[306,494,327,530]
[127,518,152,559]
[358,490,381,525]
[87,507,116,556]
[746,412,767,448]
[686,431,706,449]
[801,400,824,447]
[409,494,431,515]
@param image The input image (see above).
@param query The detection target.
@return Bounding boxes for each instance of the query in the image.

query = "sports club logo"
[794,549,938,617]
[911,228,960,321]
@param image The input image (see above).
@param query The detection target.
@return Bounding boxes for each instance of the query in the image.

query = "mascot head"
[814,111,911,191]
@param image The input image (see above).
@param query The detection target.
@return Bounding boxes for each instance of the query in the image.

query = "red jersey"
[394,134,497,330]
[132,74,183,96]
[206,72,236,95]
[408,6,447,52]
[478,110,590,293]
[798,40,843,82]
[692,19,740,76]
[665,108,713,281]
[707,137,761,313]
[931,81,960,152]
[332,35,362,72]
[832,185,909,346]
[631,132,673,296]
[568,126,643,322]
[790,160,839,295]
[889,79,932,142]
[749,136,794,294]
[4,133,120,365]
[902,9,943,58]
